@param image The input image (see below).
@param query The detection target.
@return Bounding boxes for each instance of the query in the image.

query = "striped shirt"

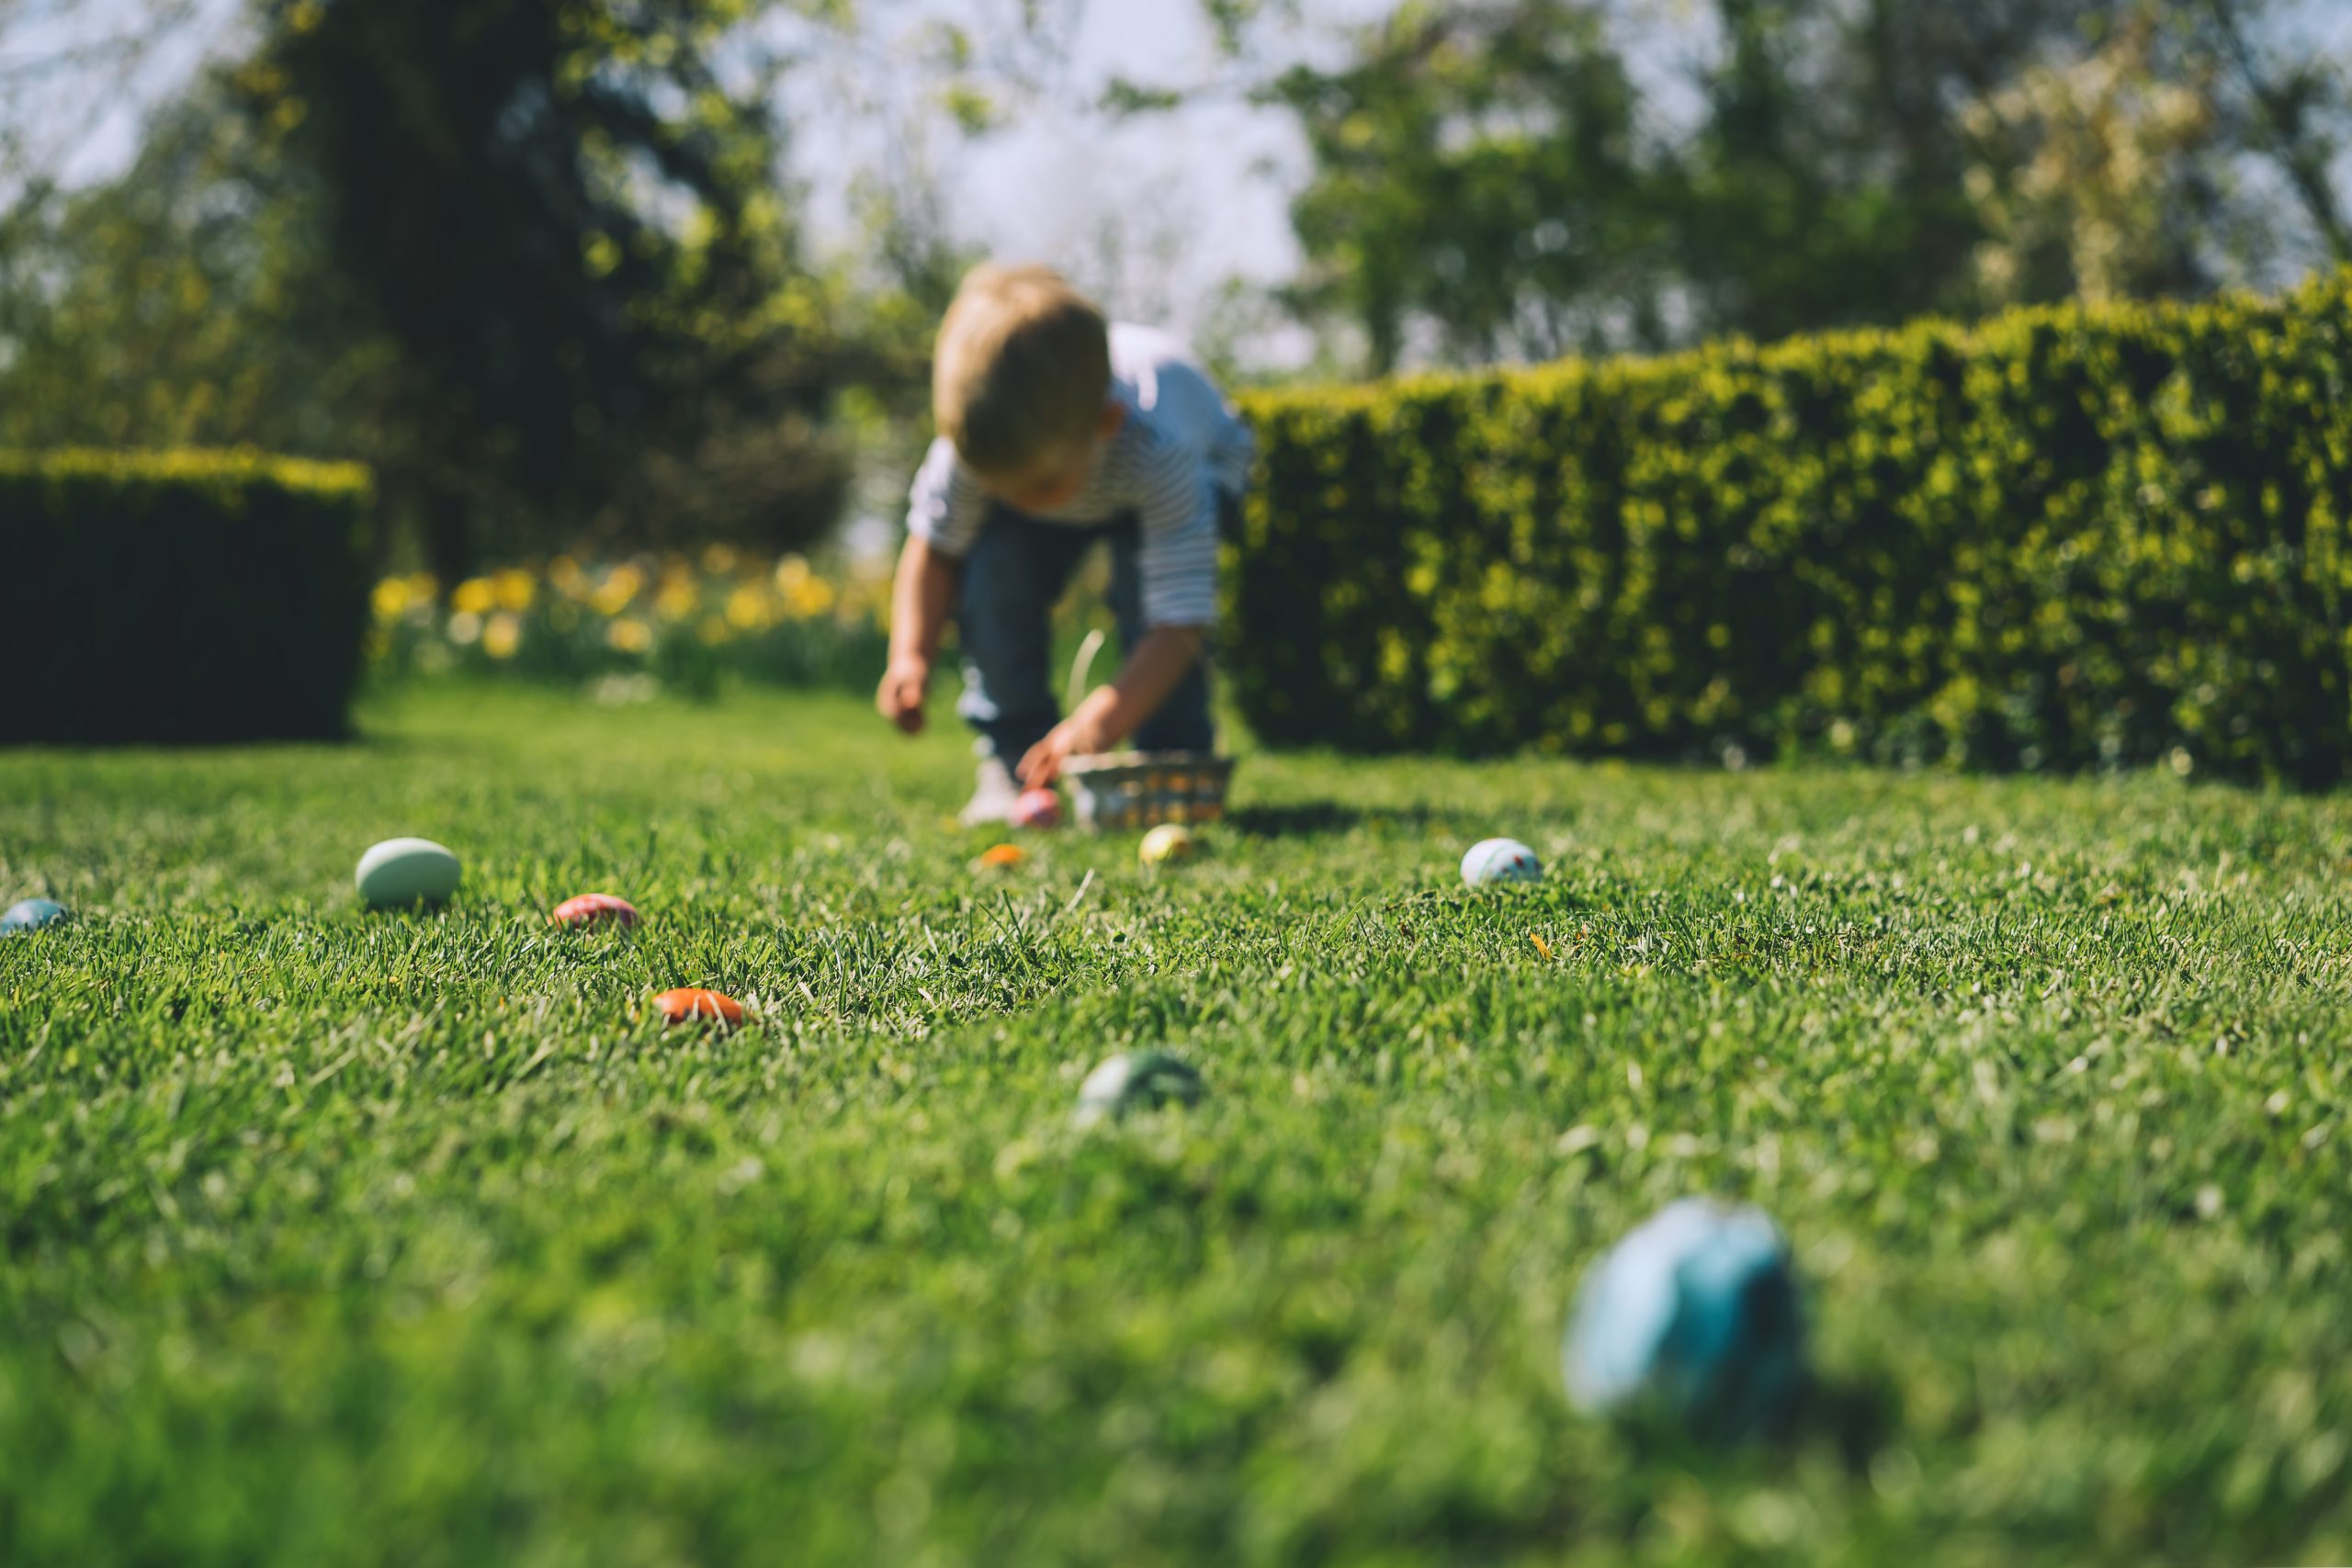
[906,324,1253,628]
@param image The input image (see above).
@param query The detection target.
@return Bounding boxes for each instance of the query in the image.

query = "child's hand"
[1018,711,1104,789]
[876,655,931,735]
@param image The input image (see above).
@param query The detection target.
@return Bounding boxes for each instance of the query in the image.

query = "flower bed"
[371,547,890,698]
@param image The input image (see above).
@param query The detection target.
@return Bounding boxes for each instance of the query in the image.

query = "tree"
[0,80,379,458]
[1266,1,1670,375]
[2189,0,2352,275]
[0,3,860,579]
[1241,0,2348,371]
[1961,13,2219,306]
[242,0,846,578]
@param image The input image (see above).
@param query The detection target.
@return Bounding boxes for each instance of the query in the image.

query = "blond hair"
[933,264,1111,475]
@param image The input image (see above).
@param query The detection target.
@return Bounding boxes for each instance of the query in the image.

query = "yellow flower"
[451,577,496,616]
[774,554,811,594]
[701,543,740,576]
[783,571,836,620]
[654,574,698,621]
[725,582,775,631]
[482,612,523,660]
[606,617,652,653]
[492,568,536,613]
[549,555,589,600]
[592,564,644,616]
[372,577,413,623]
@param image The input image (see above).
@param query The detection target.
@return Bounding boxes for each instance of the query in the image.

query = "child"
[876,264,1254,823]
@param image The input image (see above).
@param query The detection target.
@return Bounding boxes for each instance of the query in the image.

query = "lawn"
[4,682,2349,1567]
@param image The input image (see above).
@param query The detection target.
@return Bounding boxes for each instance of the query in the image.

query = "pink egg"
[552,892,640,928]
[1011,788,1062,829]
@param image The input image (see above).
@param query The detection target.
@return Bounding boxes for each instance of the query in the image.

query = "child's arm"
[876,536,959,735]
[1018,625,1204,785]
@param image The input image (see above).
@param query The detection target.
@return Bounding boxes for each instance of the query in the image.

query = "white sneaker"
[959,758,1021,826]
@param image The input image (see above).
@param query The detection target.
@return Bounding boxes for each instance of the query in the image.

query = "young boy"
[876,264,1254,823]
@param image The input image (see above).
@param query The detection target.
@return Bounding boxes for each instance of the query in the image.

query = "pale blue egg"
[355,838,462,909]
[1564,1198,1804,1438]
[1,897,68,934]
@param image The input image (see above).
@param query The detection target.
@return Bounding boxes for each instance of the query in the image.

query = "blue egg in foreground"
[2,897,69,935]
[1564,1198,1804,1438]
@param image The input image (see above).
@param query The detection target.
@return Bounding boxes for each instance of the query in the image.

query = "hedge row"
[1229,269,2352,785]
[1,449,374,745]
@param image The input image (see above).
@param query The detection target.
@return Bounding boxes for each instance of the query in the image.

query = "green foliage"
[4,686,2352,1563]
[1267,0,1667,372]
[240,0,845,574]
[0,41,850,579]
[0,90,368,459]
[1254,0,2336,372]
[0,448,374,744]
[1230,268,2352,786]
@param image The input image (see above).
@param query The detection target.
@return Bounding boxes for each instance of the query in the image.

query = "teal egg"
[1564,1198,1804,1439]
[1,897,69,934]
[356,837,462,909]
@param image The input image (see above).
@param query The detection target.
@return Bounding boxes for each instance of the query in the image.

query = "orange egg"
[978,843,1025,868]
[653,987,744,1027]
[552,892,639,928]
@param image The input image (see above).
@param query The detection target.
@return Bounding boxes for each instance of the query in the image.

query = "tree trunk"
[423,486,476,592]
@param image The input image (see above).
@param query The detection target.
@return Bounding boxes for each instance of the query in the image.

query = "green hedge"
[1231,270,2352,785]
[1,449,374,745]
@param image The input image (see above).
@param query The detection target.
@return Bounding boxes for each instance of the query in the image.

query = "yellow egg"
[1139,824,1198,866]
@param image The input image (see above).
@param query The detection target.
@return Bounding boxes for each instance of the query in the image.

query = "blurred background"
[4,0,2350,681]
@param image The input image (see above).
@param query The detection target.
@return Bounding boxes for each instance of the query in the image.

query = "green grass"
[5,682,2350,1567]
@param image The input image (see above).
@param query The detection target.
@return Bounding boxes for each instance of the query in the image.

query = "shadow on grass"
[1606,1371,1901,1473]
[1226,802,1367,838]
[1798,1371,1904,1474]
[1227,801,1472,839]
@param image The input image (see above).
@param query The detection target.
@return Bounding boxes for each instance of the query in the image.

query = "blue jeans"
[956,507,1216,766]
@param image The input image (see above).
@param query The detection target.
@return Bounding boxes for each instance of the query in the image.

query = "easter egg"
[1138,823,1198,866]
[1462,837,1542,886]
[552,893,639,929]
[1074,1049,1204,1127]
[1564,1198,1804,1439]
[978,843,1026,870]
[1011,788,1062,829]
[1,897,68,934]
[654,987,744,1028]
[356,837,462,908]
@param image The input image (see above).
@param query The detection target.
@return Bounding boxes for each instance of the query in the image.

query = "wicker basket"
[1062,751,1233,830]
